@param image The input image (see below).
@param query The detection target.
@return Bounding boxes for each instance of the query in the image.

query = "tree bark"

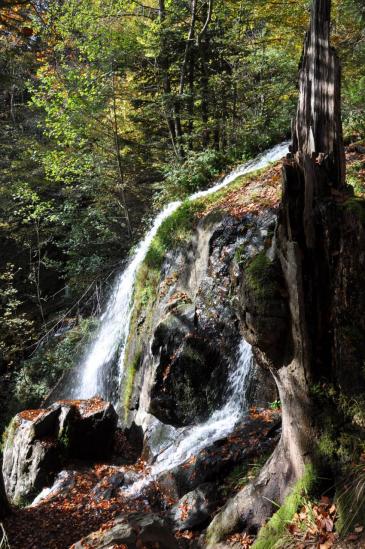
[157,0,180,159]
[293,0,345,189]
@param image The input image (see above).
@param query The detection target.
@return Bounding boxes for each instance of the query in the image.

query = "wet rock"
[113,423,144,464]
[71,512,179,549]
[157,412,281,500]
[246,362,278,407]
[149,304,226,427]
[31,469,76,506]
[237,251,291,369]
[170,482,219,531]
[2,398,118,503]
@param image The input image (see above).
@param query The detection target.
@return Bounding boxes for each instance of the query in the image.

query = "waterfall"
[124,339,253,496]
[151,338,253,474]
[69,141,289,402]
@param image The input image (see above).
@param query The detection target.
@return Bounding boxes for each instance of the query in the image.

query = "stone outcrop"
[156,412,280,501]
[0,463,9,518]
[70,513,179,549]
[126,211,278,450]
[2,398,118,503]
[170,482,220,531]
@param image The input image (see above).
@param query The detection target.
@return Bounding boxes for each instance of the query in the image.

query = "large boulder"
[170,482,219,531]
[56,398,118,459]
[2,398,118,504]
[2,409,60,505]
[70,512,179,549]
[156,411,281,501]
[149,304,227,426]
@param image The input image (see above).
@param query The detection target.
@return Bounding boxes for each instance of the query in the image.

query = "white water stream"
[71,141,288,401]
[122,338,254,496]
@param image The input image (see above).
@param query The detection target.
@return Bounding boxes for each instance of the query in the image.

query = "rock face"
[156,411,280,501]
[0,462,9,518]
[170,482,220,531]
[126,211,278,446]
[71,513,179,549]
[2,398,118,503]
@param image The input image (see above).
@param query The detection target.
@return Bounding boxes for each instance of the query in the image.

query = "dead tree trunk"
[293,0,345,189]
[206,0,348,543]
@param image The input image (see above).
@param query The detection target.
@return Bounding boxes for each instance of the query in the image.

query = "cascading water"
[68,141,288,403]
[151,338,253,474]
[123,339,253,496]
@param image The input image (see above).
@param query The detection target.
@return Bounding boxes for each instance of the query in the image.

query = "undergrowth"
[222,453,270,497]
[253,464,317,548]
[14,317,98,410]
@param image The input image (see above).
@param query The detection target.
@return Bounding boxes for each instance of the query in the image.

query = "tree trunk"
[206,0,348,542]
[157,0,180,159]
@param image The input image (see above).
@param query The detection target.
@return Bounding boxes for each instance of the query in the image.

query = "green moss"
[245,251,277,301]
[343,197,365,223]
[253,464,316,549]
[347,161,365,197]
[234,244,246,265]
[122,350,142,419]
[58,423,71,456]
[1,416,20,452]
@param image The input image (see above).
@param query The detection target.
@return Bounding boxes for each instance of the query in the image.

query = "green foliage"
[311,383,365,468]
[1,417,20,453]
[234,244,247,266]
[222,454,270,497]
[343,197,365,223]
[0,265,35,367]
[58,423,71,457]
[157,149,227,204]
[336,464,365,535]
[253,465,316,549]
[269,399,281,410]
[14,318,98,409]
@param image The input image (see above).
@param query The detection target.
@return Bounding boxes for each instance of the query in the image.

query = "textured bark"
[293,0,346,250]
[293,0,345,188]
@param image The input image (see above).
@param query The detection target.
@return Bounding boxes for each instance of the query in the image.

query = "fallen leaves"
[285,495,338,548]
[3,462,151,549]
[199,163,283,220]
[226,532,254,547]
[175,529,200,540]
[19,408,47,421]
